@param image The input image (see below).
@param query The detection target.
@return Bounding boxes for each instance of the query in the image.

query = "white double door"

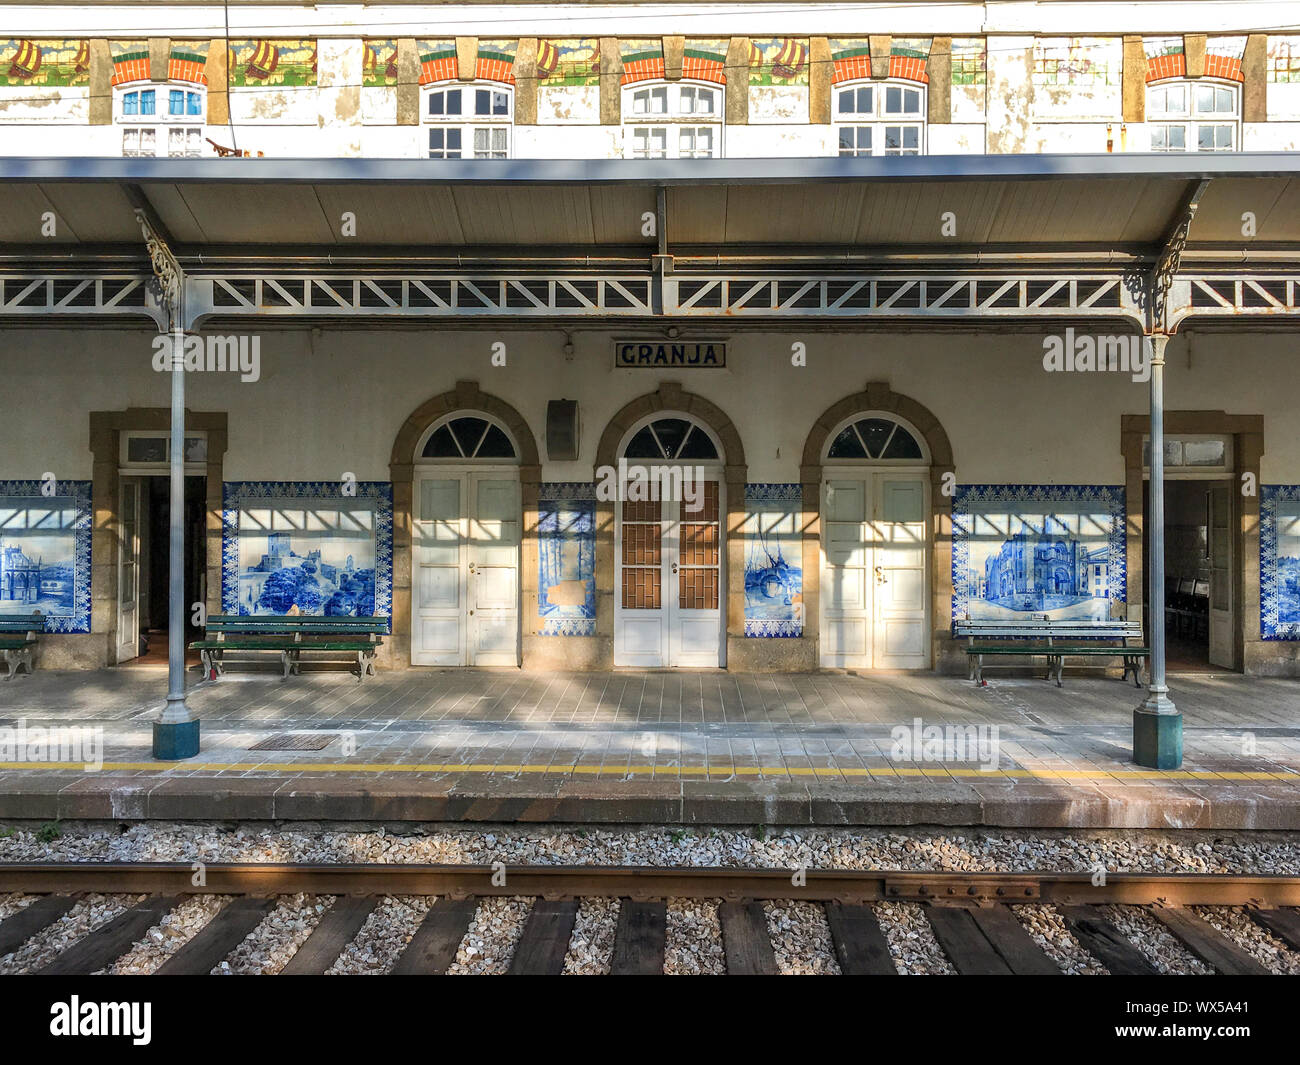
[412,470,520,666]
[614,474,724,667]
[821,471,929,669]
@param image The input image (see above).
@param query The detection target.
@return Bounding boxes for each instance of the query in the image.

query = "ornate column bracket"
[1147,179,1210,335]
[131,197,184,333]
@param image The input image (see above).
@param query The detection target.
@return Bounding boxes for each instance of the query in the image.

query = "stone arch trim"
[594,383,748,665]
[595,381,747,476]
[801,381,953,471]
[387,381,540,668]
[389,380,540,477]
[799,382,956,672]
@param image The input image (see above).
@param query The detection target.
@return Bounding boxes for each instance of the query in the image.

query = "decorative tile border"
[222,481,392,622]
[746,483,803,505]
[540,481,596,502]
[952,484,1126,624]
[1261,485,1300,640]
[0,480,92,633]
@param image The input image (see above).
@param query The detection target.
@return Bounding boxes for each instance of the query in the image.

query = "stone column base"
[1133,708,1182,769]
[153,720,200,760]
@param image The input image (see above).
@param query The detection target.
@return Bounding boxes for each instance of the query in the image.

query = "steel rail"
[2,864,1299,907]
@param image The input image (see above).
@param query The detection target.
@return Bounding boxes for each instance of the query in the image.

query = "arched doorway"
[819,412,931,669]
[410,410,522,665]
[613,412,726,667]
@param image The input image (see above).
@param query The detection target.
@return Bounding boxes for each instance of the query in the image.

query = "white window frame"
[621,81,724,159]
[821,412,931,466]
[118,430,208,475]
[422,82,513,159]
[1141,433,1234,480]
[1146,78,1240,153]
[833,79,927,157]
[114,83,206,158]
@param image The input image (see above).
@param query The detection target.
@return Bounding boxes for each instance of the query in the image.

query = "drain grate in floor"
[249,732,335,752]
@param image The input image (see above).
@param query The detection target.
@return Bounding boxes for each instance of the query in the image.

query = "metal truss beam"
[667,275,1141,320]
[184,271,1147,327]
[0,274,163,327]
[1,269,1299,330]
[1168,273,1300,329]
[187,274,656,325]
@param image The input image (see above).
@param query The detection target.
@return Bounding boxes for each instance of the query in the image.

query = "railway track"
[3,863,1300,975]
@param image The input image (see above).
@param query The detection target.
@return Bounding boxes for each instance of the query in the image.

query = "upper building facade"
[1,1,1300,158]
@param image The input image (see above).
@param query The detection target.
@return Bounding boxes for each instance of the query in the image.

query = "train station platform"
[0,669,1298,830]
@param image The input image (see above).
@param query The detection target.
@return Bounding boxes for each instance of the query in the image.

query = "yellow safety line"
[0,761,1295,783]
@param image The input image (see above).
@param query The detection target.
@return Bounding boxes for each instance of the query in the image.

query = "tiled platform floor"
[1,667,1298,828]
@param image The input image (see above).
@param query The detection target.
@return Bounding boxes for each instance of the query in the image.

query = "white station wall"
[2,326,1298,486]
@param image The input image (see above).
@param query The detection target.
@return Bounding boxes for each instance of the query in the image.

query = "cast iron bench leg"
[14,646,33,677]
[1125,656,1143,688]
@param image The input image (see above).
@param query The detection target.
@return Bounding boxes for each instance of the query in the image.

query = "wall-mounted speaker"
[546,399,579,461]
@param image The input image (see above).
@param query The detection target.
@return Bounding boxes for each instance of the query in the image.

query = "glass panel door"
[412,477,466,665]
[116,478,141,663]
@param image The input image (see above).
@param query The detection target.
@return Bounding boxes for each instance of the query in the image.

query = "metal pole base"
[153,719,200,760]
[1133,706,1182,770]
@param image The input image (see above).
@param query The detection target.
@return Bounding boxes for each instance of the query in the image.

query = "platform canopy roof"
[1,154,1299,265]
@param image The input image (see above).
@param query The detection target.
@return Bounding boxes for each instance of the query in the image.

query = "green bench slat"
[971,646,1149,655]
[191,641,378,652]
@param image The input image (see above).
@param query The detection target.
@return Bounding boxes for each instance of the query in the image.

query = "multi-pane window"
[622,83,722,159]
[116,85,205,158]
[835,81,926,156]
[1147,80,1240,152]
[424,84,512,158]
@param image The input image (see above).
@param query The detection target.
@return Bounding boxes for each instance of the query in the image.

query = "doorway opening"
[411,412,522,666]
[614,414,726,668]
[1141,434,1236,673]
[118,474,206,667]
[819,414,930,669]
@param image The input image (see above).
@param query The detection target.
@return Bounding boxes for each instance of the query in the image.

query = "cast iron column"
[1134,332,1181,768]
[137,208,200,759]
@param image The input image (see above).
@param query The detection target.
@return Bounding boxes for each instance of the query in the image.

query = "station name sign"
[616,340,726,368]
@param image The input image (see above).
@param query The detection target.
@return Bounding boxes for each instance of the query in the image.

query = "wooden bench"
[0,612,43,679]
[953,617,1149,688]
[189,615,388,682]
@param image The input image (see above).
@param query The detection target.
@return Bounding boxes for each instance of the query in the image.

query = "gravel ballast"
[214,894,331,975]
[2,825,1299,876]
[562,897,619,975]
[3,824,1300,975]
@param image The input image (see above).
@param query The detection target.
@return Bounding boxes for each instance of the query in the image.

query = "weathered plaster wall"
[4,326,1299,487]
